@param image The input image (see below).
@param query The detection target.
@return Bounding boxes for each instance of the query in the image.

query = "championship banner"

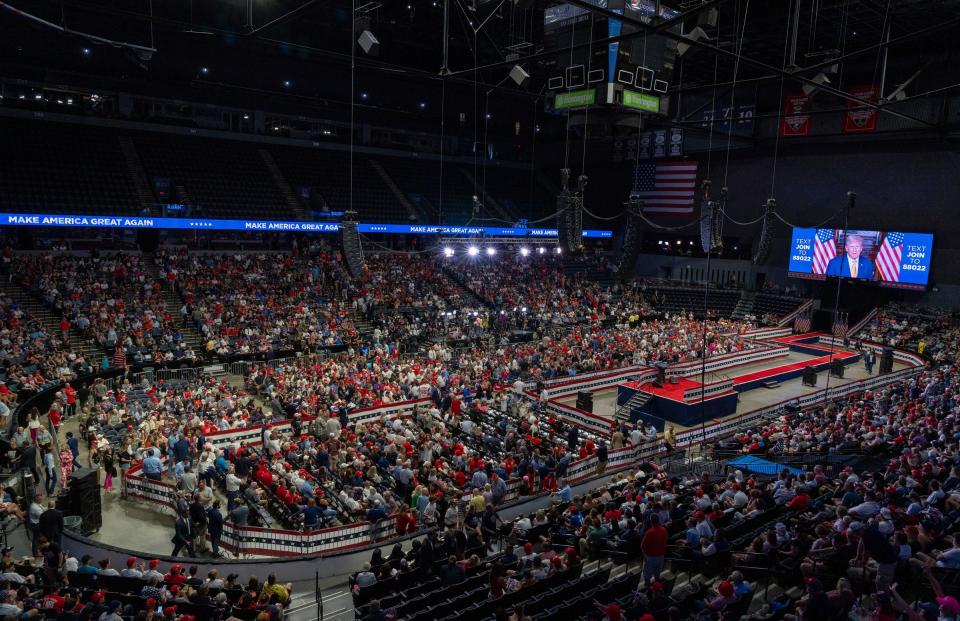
[780,93,811,137]
[843,85,879,133]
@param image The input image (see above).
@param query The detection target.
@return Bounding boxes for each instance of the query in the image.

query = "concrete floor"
[560,348,908,432]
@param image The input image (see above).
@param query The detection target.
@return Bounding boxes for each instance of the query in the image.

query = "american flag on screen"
[876,231,905,282]
[812,228,837,275]
[631,161,698,214]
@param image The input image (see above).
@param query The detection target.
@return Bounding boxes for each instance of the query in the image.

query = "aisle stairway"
[140,255,206,351]
[117,136,157,216]
[0,279,104,362]
[259,149,311,221]
[731,290,757,320]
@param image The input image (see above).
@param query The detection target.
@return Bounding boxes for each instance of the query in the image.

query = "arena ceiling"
[2,0,960,134]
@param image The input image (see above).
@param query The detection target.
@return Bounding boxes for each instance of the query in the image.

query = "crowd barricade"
[202,398,431,449]
[666,343,790,380]
[743,326,793,341]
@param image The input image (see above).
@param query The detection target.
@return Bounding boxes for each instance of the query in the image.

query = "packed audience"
[347,360,960,621]
[157,244,360,357]
[862,304,958,364]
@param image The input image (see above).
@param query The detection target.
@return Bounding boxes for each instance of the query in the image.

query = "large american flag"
[876,231,905,282]
[812,228,838,275]
[631,162,698,214]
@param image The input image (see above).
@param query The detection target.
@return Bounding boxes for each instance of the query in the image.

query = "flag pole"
[822,192,855,405]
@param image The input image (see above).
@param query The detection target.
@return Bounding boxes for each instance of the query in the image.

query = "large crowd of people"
[3,243,959,621]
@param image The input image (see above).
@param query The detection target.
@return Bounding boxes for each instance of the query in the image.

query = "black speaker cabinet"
[879,348,894,374]
[802,366,818,387]
[830,359,845,378]
[67,468,102,534]
[576,390,593,412]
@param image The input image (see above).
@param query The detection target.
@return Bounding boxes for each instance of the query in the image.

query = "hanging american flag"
[875,231,905,282]
[630,161,698,214]
[812,228,838,275]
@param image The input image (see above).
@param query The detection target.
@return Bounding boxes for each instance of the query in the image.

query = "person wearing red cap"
[119,556,144,578]
[592,600,621,621]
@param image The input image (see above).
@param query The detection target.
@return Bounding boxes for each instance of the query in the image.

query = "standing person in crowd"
[641,514,667,586]
[42,444,56,496]
[38,500,63,551]
[171,511,195,557]
[207,500,224,557]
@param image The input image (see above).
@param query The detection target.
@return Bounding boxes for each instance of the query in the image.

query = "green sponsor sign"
[554,89,596,109]
[623,90,661,113]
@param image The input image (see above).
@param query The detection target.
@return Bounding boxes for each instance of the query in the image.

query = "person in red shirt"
[786,489,811,511]
[640,514,667,585]
[395,506,417,536]
[164,564,187,585]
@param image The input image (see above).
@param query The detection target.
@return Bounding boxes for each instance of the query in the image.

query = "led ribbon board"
[0,213,613,238]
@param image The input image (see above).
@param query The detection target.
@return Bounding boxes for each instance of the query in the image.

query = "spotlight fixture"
[468,246,479,257]
[81,47,91,56]
[537,247,546,254]
[443,247,454,257]
[282,80,292,88]
[485,247,496,256]
[555,247,562,254]
[200,67,209,75]
[519,247,530,257]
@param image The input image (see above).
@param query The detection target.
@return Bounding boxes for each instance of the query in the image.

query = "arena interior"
[0,1,959,620]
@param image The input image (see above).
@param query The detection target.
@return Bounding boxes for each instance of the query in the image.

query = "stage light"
[555,247,562,254]
[537,247,546,254]
[81,47,91,56]
[361,92,368,100]
[468,246,479,257]
[283,80,292,88]
[521,307,527,312]
[689,241,694,245]
[485,113,492,119]
[243,114,249,120]
[443,247,454,257]
[419,102,426,109]
[519,247,530,256]
[486,247,496,256]
[200,67,209,75]
[676,240,682,245]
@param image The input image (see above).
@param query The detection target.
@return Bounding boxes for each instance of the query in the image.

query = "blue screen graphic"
[787,227,934,290]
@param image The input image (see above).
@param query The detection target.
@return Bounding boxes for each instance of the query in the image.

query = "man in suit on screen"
[826,234,875,279]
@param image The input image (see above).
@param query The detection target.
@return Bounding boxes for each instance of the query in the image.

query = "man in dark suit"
[207,501,224,557]
[171,512,195,557]
[38,501,64,550]
[826,234,875,279]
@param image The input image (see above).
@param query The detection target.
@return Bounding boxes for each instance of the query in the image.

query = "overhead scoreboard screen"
[545,0,679,112]
[787,227,934,290]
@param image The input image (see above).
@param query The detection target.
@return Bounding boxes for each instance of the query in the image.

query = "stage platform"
[560,345,906,434]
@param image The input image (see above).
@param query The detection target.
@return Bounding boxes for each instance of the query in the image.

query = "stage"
[559,341,905,433]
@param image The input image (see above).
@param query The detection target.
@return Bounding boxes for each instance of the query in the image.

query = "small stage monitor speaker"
[830,359,845,378]
[802,366,818,387]
[576,390,593,412]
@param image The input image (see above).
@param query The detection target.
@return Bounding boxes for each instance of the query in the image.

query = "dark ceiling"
[2,0,960,140]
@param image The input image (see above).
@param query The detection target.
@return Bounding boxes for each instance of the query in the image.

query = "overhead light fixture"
[443,247,454,257]
[677,26,710,57]
[200,67,209,75]
[243,114,249,120]
[519,247,530,257]
[509,65,530,88]
[282,80,292,88]
[419,102,426,109]
[467,246,479,257]
[802,72,832,97]
[357,30,380,56]
[81,47,91,56]
[486,247,496,256]
[537,247,546,254]
[555,247,562,254]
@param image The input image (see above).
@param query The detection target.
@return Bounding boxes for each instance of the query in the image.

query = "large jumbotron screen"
[787,227,934,290]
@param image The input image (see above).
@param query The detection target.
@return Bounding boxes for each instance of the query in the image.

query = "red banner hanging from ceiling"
[780,93,811,137]
[843,85,879,133]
